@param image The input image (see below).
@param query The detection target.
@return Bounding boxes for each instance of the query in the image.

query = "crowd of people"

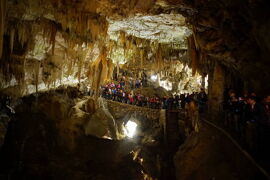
[101,80,270,159]
[223,90,270,157]
[101,79,208,111]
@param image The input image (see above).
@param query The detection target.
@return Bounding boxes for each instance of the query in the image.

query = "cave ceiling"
[108,14,191,45]
[4,0,192,59]
[4,0,270,62]
[1,0,270,94]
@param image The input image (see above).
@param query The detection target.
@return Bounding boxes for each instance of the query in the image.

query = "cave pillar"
[208,62,225,121]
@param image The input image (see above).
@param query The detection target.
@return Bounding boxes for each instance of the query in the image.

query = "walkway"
[100,100,270,179]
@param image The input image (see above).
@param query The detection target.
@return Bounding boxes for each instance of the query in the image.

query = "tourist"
[258,95,270,158]
[180,94,186,109]
[245,96,263,152]
[198,88,208,113]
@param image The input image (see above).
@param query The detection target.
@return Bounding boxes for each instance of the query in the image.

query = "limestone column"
[208,62,225,121]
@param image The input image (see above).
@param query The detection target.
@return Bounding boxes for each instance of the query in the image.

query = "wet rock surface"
[1,87,269,180]
[174,121,268,180]
[0,88,164,180]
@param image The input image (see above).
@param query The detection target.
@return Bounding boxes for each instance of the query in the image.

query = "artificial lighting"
[124,121,137,138]
[151,75,158,81]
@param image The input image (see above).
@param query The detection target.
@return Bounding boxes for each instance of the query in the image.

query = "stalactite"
[132,44,137,64]
[18,24,26,47]
[107,59,114,80]
[140,49,144,68]
[132,55,135,64]
[87,16,108,41]
[155,44,163,71]
[89,56,102,95]
[188,35,199,76]
[77,48,88,83]
[127,37,132,50]
[136,38,142,47]
[50,25,57,55]
[0,0,6,58]
[35,60,40,94]
[9,28,15,54]
[89,47,111,96]
[120,31,126,46]
[21,56,26,93]
[192,26,199,50]
[67,55,73,76]
[108,40,115,57]
[100,56,109,84]
[116,63,119,79]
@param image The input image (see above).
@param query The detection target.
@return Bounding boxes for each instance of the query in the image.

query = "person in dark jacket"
[245,96,263,152]
[198,88,208,113]
[258,95,270,158]
[180,94,186,109]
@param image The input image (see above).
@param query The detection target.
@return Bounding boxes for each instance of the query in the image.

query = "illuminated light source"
[124,121,137,138]
[150,75,157,81]
[160,80,172,91]
[102,135,112,140]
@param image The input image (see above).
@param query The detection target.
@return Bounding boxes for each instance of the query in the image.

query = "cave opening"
[0,0,270,180]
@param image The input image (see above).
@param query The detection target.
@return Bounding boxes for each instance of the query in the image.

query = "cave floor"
[0,91,269,180]
[174,120,269,180]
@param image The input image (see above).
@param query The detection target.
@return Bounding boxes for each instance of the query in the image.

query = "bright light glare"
[205,75,209,89]
[151,75,157,81]
[124,121,137,138]
[160,80,172,91]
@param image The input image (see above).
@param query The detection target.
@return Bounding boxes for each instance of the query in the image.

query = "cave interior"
[0,0,270,180]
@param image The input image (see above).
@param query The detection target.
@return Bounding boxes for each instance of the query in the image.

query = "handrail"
[203,119,270,180]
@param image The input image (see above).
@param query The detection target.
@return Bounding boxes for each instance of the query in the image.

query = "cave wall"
[166,0,270,96]
[0,0,269,111]
[0,89,147,179]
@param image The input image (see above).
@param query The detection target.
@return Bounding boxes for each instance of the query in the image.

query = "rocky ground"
[0,87,164,180]
[174,121,269,180]
[1,86,269,180]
